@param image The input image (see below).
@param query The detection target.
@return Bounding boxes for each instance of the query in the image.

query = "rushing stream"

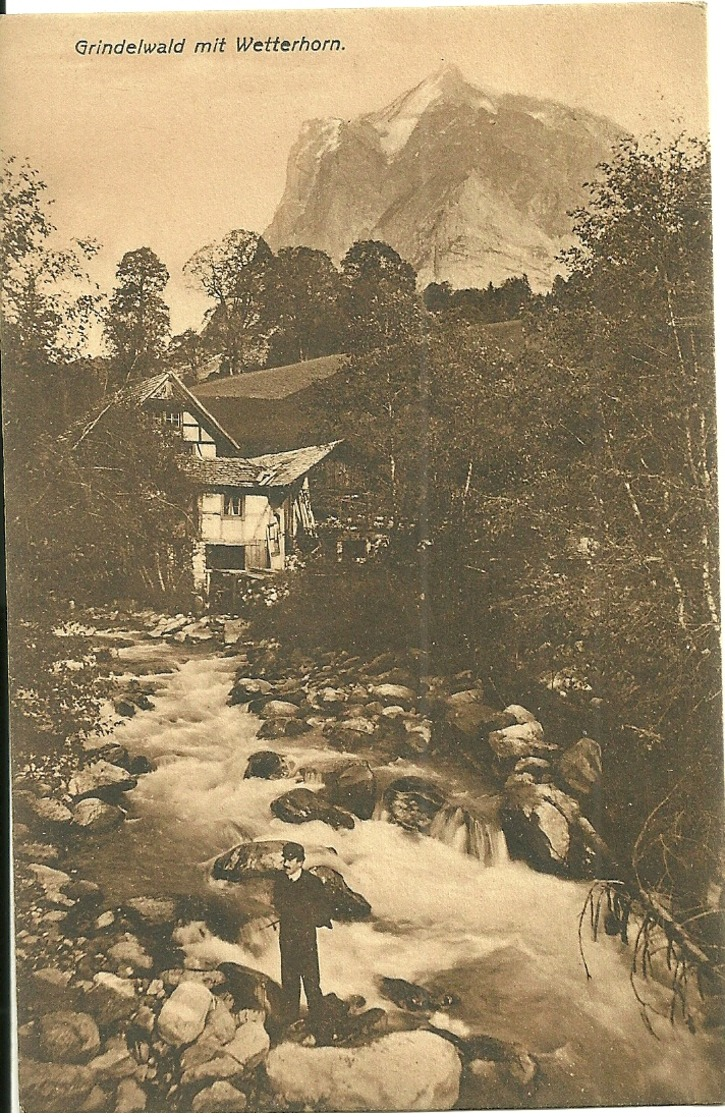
[75,640,723,1107]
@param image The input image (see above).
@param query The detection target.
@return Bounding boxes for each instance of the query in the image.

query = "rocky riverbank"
[12,610,722,1111]
[12,613,558,1111]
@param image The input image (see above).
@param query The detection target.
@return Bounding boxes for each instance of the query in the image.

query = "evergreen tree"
[103,246,170,385]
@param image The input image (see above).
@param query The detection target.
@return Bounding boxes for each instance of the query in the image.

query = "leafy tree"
[2,159,193,757]
[6,401,194,760]
[1,154,102,444]
[340,240,420,354]
[166,327,213,381]
[422,281,452,312]
[310,342,428,527]
[183,229,273,374]
[266,246,343,365]
[103,246,170,385]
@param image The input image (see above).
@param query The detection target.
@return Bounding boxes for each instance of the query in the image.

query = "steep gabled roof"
[183,442,340,489]
[122,370,243,455]
[118,371,172,407]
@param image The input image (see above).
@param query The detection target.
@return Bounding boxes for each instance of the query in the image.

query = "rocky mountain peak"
[265,69,622,293]
[364,64,497,157]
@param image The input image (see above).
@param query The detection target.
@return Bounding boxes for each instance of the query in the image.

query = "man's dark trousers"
[279,928,322,1021]
[273,868,331,1022]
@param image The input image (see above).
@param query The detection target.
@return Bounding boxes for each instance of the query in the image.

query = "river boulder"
[334,716,378,736]
[400,717,433,755]
[37,1011,101,1063]
[325,762,377,819]
[556,737,602,798]
[325,718,381,751]
[456,1031,539,1108]
[115,1079,148,1112]
[265,1030,461,1111]
[85,972,138,1027]
[513,757,552,781]
[21,793,73,828]
[488,722,559,766]
[200,999,239,1047]
[382,777,446,833]
[310,686,347,711]
[68,760,137,801]
[229,677,273,706]
[256,718,291,740]
[123,895,179,928]
[260,699,301,718]
[271,787,356,830]
[244,750,291,780]
[281,717,311,738]
[502,777,608,877]
[444,698,510,741]
[26,863,73,907]
[72,798,125,833]
[212,840,285,880]
[369,683,417,708]
[308,865,372,921]
[18,1059,99,1111]
[222,1018,270,1070]
[217,962,285,1019]
[502,704,540,725]
[502,776,576,871]
[157,982,213,1046]
[379,977,458,1013]
[87,1034,137,1079]
[190,1081,247,1112]
[107,933,154,975]
[127,752,155,775]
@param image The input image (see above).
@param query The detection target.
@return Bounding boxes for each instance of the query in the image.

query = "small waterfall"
[371,799,390,822]
[429,805,509,866]
[295,766,327,789]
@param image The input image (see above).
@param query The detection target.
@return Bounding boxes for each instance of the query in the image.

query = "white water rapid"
[75,643,723,1107]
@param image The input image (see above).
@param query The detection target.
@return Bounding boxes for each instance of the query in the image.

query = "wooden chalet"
[127,371,338,601]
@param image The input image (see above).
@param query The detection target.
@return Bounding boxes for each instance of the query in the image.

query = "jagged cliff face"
[265,66,622,292]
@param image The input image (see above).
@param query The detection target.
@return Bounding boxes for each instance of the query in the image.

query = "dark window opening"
[206,544,246,571]
[223,494,245,517]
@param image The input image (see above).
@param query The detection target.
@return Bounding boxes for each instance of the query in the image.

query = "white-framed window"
[223,494,245,517]
[161,410,182,427]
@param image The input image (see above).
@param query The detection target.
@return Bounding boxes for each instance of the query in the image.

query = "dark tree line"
[423,274,537,321]
[98,224,540,388]
[181,233,421,378]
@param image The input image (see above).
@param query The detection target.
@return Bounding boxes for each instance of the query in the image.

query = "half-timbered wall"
[195,490,287,580]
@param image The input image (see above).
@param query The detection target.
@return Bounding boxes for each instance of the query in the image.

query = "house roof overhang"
[183,441,341,490]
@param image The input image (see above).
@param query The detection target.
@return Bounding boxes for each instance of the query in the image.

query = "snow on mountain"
[365,63,498,158]
[265,67,622,292]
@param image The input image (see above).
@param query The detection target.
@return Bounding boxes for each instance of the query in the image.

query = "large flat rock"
[265,1029,461,1111]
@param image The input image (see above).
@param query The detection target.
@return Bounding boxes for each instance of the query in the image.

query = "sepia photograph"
[0,0,723,1111]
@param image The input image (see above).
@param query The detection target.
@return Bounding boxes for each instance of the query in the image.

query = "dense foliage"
[1,154,193,755]
[300,136,721,934]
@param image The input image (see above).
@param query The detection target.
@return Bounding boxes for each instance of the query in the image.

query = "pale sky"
[0,2,711,333]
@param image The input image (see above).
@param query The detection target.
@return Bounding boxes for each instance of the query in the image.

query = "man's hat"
[282,841,305,862]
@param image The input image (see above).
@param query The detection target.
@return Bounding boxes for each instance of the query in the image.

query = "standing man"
[273,841,332,1024]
